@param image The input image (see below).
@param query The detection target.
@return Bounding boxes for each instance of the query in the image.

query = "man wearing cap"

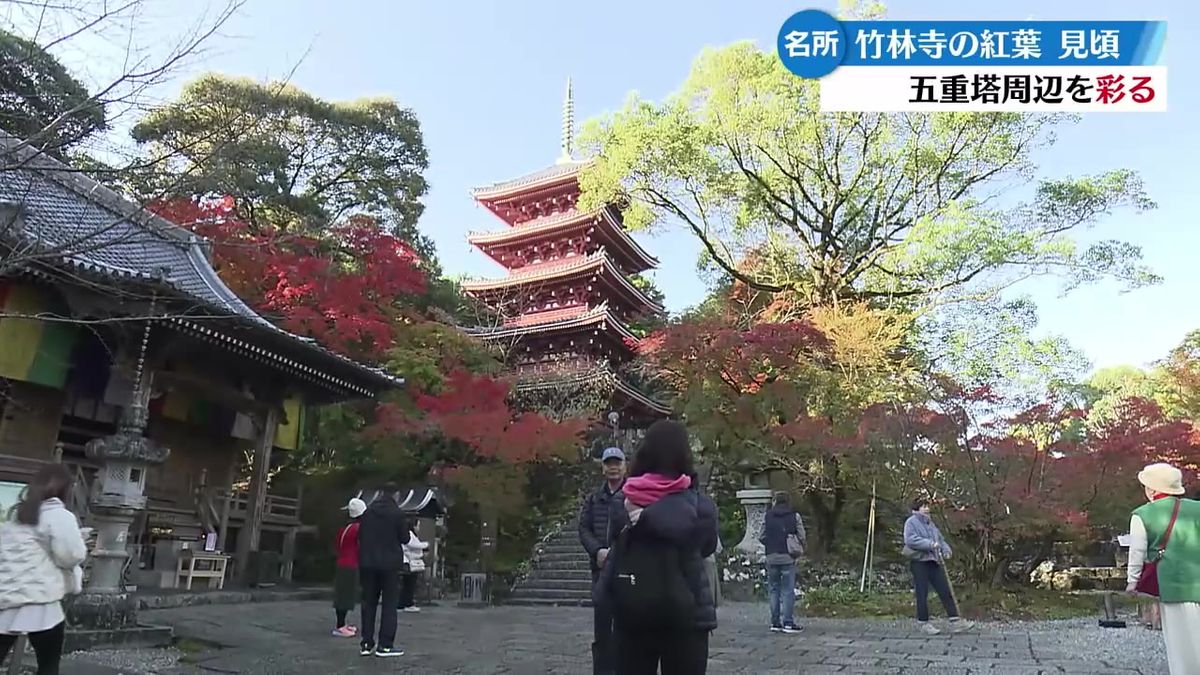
[356,484,413,658]
[1126,462,1200,673]
[580,447,628,675]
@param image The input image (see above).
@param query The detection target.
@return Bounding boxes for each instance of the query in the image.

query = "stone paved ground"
[124,600,1169,675]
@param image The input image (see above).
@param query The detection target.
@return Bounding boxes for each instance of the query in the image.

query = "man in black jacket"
[579,447,627,675]
[357,484,412,658]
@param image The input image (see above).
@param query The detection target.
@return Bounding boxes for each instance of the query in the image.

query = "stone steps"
[509,519,596,606]
[524,567,590,580]
[506,596,593,608]
[514,578,594,592]
[512,582,592,602]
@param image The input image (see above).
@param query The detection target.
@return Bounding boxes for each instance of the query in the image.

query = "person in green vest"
[1125,462,1200,674]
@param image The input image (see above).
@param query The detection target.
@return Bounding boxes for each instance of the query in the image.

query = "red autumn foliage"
[633,318,831,395]
[375,370,587,465]
[774,415,862,452]
[150,195,426,360]
[862,384,1200,579]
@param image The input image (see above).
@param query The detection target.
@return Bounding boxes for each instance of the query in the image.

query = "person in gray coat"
[902,498,974,635]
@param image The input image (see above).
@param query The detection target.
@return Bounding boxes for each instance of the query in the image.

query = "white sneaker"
[949,618,975,633]
[918,621,941,635]
[403,606,421,613]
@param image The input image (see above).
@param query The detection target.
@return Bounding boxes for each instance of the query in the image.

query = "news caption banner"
[776,10,1167,112]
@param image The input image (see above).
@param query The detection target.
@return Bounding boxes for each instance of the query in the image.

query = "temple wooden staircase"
[508,518,595,606]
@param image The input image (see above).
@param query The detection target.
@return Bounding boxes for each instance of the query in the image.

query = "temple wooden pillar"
[281,528,297,582]
[236,405,279,584]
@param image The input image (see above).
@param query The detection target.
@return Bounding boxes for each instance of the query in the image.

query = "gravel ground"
[59,604,1171,674]
[994,617,1169,674]
[64,647,182,674]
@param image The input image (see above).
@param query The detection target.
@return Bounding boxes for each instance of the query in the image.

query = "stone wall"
[0,378,65,460]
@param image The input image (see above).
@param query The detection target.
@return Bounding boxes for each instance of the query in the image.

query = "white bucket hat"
[1137,462,1186,496]
[342,497,367,518]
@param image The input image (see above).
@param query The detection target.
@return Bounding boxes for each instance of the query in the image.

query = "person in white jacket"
[398,529,428,613]
[0,464,88,674]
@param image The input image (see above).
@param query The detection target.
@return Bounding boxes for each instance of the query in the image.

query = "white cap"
[343,498,367,518]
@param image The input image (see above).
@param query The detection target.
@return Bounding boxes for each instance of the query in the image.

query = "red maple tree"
[861,384,1200,583]
[374,369,589,516]
[150,195,426,360]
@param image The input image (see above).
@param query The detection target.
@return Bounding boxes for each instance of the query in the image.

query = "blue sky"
[57,0,1198,372]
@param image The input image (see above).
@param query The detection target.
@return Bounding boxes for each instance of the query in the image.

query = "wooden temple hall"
[462,80,670,427]
[0,132,400,592]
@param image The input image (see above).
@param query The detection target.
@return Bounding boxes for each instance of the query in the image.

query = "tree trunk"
[989,556,1009,588]
[805,486,846,556]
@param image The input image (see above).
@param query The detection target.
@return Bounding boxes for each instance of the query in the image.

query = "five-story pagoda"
[463,81,670,425]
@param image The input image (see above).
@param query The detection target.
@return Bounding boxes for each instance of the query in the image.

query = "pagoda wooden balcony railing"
[208,487,303,524]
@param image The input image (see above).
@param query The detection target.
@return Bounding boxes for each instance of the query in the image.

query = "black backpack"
[609,523,697,632]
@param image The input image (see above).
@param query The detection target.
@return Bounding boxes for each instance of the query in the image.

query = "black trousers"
[359,567,400,649]
[0,622,65,675]
[911,560,958,622]
[591,570,615,675]
[616,628,708,675]
[398,572,418,609]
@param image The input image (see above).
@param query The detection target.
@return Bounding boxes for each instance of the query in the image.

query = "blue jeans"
[766,563,796,627]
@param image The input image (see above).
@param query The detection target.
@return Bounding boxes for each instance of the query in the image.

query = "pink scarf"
[623,473,692,507]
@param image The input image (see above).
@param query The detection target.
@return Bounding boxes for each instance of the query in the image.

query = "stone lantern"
[83,399,169,594]
[733,459,772,559]
[69,320,169,632]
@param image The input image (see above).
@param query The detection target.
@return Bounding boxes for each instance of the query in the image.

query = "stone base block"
[65,593,138,631]
[64,624,174,652]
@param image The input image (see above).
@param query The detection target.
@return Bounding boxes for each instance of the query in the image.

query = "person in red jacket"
[332,498,366,637]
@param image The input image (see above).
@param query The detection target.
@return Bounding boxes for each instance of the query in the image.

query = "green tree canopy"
[922,296,1088,405]
[578,42,1157,311]
[131,74,433,260]
[0,28,106,157]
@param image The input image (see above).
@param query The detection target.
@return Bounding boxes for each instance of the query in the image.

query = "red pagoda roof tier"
[471,160,591,226]
[513,362,671,416]
[464,303,639,346]
[461,250,665,316]
[472,160,587,201]
[468,206,658,274]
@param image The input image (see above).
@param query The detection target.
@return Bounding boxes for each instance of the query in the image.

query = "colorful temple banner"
[0,282,78,389]
[157,385,305,451]
[274,397,305,451]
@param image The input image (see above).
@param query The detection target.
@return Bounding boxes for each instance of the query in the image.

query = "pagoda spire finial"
[557,77,575,165]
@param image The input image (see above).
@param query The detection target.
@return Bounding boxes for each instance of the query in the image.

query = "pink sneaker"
[332,626,356,637]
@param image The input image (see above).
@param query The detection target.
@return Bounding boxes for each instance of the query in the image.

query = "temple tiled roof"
[0,133,400,396]
[462,250,665,315]
[471,160,588,199]
[467,206,658,271]
[514,362,671,416]
[465,302,638,344]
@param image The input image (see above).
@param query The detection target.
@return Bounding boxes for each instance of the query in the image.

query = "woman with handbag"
[1125,463,1200,674]
[760,491,805,634]
[0,464,88,675]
